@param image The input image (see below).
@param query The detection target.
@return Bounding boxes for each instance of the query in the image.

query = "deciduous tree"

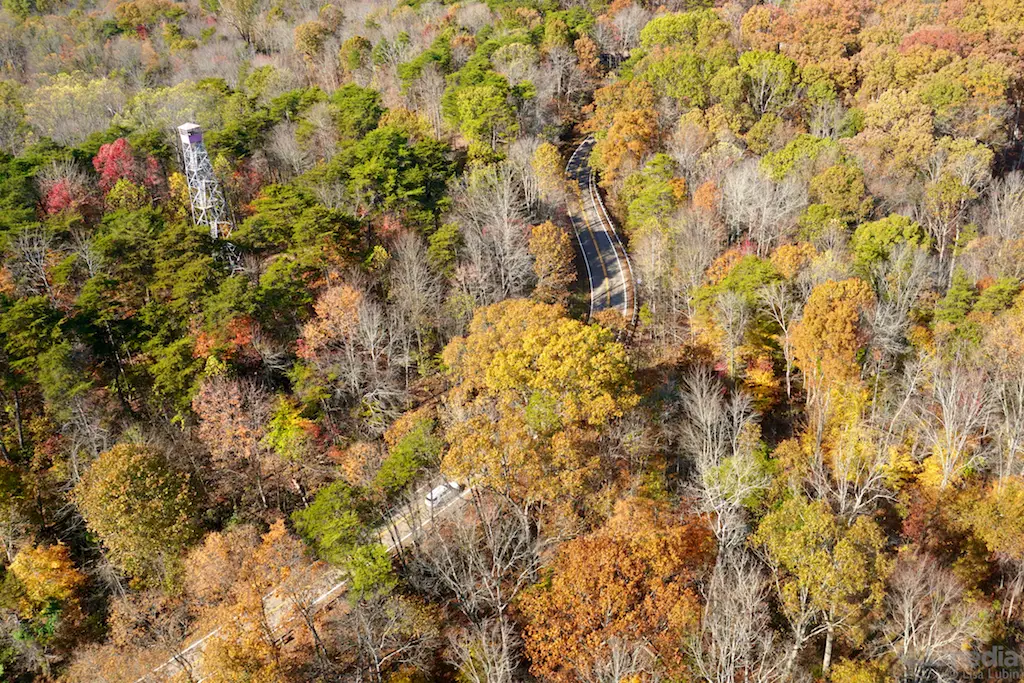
[754,498,889,675]
[441,300,637,507]
[73,443,196,580]
[881,554,988,681]
[791,278,875,404]
[193,376,276,511]
[520,497,713,682]
[7,543,84,618]
[528,221,575,304]
[452,163,534,305]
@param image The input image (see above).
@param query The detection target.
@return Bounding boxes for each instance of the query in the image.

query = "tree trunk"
[783,640,801,681]
[13,390,23,450]
[822,624,834,674]
[253,460,268,510]
[784,344,792,398]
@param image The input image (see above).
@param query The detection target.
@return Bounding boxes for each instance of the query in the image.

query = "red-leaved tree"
[93,138,140,193]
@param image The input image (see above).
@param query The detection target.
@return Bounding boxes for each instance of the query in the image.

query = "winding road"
[565,137,637,326]
[134,137,633,683]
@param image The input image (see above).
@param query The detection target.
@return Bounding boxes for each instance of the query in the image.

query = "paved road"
[137,480,472,683]
[136,139,632,683]
[565,138,636,324]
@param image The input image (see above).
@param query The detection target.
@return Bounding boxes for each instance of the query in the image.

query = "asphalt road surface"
[137,137,632,683]
[565,137,636,324]
[137,480,473,683]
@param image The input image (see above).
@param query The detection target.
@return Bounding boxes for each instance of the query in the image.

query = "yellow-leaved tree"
[792,277,875,412]
[8,543,85,619]
[754,497,890,676]
[441,300,637,507]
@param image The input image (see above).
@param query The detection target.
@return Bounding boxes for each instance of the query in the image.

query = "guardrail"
[581,136,639,336]
[137,476,471,683]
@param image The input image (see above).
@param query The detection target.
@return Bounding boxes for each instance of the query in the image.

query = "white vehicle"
[425,481,461,508]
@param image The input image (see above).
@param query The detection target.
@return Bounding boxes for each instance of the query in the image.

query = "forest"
[1,0,1024,680]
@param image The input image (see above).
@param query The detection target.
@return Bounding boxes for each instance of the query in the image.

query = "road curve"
[565,138,636,326]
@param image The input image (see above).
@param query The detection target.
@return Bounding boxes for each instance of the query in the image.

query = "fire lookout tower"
[177,122,231,240]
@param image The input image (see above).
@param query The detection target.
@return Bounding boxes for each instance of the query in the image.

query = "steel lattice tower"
[177,123,231,239]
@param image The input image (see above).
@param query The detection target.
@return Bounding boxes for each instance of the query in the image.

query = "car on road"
[426,481,461,508]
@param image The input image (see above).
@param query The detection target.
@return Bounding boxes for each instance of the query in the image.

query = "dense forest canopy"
[1,0,1024,680]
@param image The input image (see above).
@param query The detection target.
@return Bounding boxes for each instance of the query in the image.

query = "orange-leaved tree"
[519,497,714,682]
[528,221,576,305]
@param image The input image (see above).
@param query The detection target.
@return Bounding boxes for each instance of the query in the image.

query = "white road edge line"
[566,140,596,321]
[584,139,638,329]
[588,169,627,318]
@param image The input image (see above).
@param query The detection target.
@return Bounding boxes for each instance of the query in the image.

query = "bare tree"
[609,5,651,61]
[491,43,539,87]
[454,2,494,33]
[389,231,444,365]
[689,555,786,683]
[107,592,197,683]
[505,136,541,212]
[0,500,29,563]
[601,407,663,485]
[991,366,1024,483]
[220,0,270,47]
[542,46,578,103]
[668,120,714,188]
[985,171,1024,241]
[71,228,104,278]
[448,617,521,683]
[354,298,409,433]
[452,163,535,304]
[921,142,992,272]
[880,554,988,682]
[746,59,795,117]
[760,282,802,398]
[864,245,935,401]
[58,390,113,487]
[337,594,440,683]
[279,553,331,670]
[715,290,750,376]
[267,121,312,179]
[193,376,277,510]
[301,283,409,436]
[37,159,95,216]
[809,99,848,140]
[677,366,768,550]
[722,160,806,256]
[633,208,724,345]
[918,353,994,489]
[807,422,895,520]
[409,493,544,624]
[8,227,56,300]
[409,63,447,137]
[0,15,26,81]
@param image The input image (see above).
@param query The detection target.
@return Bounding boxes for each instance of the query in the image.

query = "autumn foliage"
[520,497,714,682]
[4,0,1024,679]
